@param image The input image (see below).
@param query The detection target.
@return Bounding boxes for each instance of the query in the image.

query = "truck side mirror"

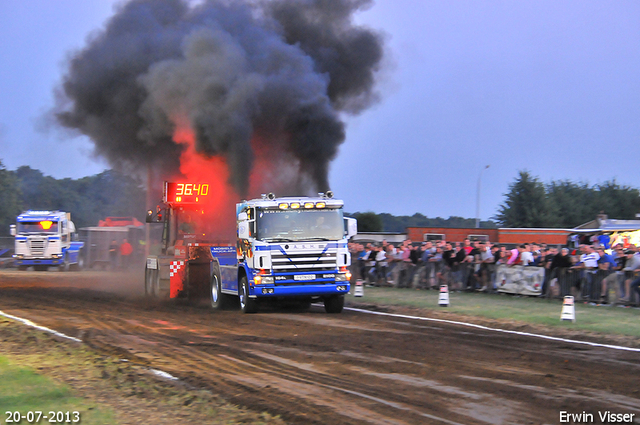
[238,220,250,239]
[344,217,357,239]
[10,224,16,236]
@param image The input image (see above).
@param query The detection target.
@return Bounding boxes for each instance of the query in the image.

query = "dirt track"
[1,269,639,425]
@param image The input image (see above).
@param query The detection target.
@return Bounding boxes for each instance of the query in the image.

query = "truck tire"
[71,251,85,271]
[324,295,344,313]
[17,266,28,271]
[239,276,258,314]
[59,259,70,272]
[210,272,234,310]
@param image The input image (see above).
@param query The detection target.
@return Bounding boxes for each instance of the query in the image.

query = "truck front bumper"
[13,258,63,266]
[251,283,350,298]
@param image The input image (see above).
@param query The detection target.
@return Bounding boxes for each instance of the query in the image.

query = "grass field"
[348,287,640,338]
[0,356,116,424]
[0,316,286,425]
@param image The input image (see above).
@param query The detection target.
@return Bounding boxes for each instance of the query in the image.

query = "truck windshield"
[256,208,344,241]
[17,221,59,234]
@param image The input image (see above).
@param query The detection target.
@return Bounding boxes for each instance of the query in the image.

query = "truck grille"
[29,239,46,256]
[271,249,337,274]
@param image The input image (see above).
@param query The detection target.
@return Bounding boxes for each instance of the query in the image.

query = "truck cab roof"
[17,210,68,222]
[239,197,344,211]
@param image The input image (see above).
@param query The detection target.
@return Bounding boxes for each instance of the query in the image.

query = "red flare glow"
[171,125,238,242]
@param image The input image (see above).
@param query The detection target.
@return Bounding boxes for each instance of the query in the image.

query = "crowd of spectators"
[348,238,640,306]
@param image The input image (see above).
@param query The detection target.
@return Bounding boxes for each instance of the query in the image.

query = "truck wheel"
[239,276,258,314]
[59,260,70,272]
[324,295,344,313]
[71,252,84,271]
[210,273,233,309]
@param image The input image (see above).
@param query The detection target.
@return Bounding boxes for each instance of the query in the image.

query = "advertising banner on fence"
[496,265,544,296]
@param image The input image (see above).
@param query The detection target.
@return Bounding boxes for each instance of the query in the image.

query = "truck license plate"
[294,274,315,281]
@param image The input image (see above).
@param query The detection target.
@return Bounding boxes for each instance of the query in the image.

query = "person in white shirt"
[578,244,600,268]
[374,246,387,286]
[571,245,600,300]
[519,244,535,266]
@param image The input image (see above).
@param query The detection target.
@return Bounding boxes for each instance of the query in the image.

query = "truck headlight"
[335,274,348,282]
[51,254,60,259]
[254,275,274,285]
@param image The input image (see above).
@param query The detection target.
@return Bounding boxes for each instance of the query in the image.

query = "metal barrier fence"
[348,254,640,305]
[549,268,640,304]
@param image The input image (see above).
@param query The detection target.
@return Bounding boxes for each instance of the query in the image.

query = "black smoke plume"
[55,0,383,196]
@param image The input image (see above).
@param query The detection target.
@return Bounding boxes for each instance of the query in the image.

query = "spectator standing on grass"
[391,245,405,287]
[365,245,378,285]
[571,244,599,300]
[467,241,482,290]
[398,241,411,287]
[507,246,520,266]
[416,242,431,289]
[385,244,396,284]
[519,244,535,266]
[627,271,640,306]
[462,239,473,256]
[452,243,467,290]
[119,239,133,270]
[620,246,640,304]
[109,239,118,270]
[540,247,557,295]
[548,248,573,296]
[430,246,444,288]
[408,244,420,287]
[487,244,501,289]
[531,246,541,266]
[612,246,627,299]
[597,247,620,304]
[494,245,506,265]
[442,242,455,289]
[374,245,388,286]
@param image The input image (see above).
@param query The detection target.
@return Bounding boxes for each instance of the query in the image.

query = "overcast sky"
[1,1,639,221]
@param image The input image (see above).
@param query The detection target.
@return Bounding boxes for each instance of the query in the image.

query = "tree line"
[495,171,640,228]
[347,212,496,232]
[0,160,147,236]
[2,161,638,236]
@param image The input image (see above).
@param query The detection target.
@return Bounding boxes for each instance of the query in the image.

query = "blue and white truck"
[144,182,357,313]
[10,210,85,271]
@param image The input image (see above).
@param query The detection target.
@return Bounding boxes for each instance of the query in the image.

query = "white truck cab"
[11,210,84,271]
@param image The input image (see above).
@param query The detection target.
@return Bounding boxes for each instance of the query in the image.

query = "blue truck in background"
[144,182,357,313]
[10,210,85,271]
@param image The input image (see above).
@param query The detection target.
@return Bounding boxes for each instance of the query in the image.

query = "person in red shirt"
[120,239,133,270]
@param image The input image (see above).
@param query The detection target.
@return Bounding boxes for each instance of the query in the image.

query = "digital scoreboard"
[163,182,210,204]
